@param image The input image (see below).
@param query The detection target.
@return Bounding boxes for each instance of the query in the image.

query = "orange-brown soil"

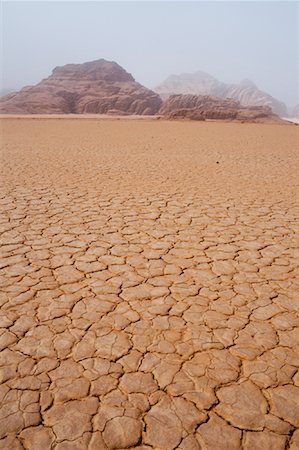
[0,118,298,449]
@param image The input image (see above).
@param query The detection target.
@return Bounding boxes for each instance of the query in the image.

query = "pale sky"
[1,1,299,108]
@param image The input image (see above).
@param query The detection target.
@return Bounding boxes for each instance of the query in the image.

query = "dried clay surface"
[0,118,298,450]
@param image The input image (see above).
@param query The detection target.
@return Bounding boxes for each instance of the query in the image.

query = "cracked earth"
[0,118,298,449]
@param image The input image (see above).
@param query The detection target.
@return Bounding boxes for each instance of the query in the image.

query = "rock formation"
[0,59,162,115]
[159,94,282,122]
[155,72,287,117]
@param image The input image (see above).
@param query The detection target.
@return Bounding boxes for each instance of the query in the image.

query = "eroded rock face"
[155,71,287,117]
[0,59,162,115]
[159,94,282,122]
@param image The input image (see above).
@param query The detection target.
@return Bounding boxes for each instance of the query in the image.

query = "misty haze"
[1,1,299,113]
[1,2,299,449]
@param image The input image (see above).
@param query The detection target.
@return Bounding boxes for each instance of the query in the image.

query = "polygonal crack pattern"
[0,119,298,449]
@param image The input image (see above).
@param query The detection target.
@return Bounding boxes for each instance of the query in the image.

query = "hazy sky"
[1,1,298,108]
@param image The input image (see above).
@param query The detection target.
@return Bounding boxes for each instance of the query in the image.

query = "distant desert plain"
[0,116,299,449]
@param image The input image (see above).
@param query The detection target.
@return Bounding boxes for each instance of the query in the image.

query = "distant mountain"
[292,104,299,118]
[0,59,162,115]
[155,72,287,117]
[0,87,17,98]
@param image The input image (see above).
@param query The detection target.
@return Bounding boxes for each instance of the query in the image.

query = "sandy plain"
[0,117,298,449]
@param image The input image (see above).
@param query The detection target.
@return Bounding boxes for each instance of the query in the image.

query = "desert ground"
[0,117,298,449]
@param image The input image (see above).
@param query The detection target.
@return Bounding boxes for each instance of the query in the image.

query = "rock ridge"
[155,72,288,117]
[159,94,283,122]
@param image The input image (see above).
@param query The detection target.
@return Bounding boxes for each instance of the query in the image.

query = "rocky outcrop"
[0,59,162,115]
[159,94,282,122]
[155,72,287,117]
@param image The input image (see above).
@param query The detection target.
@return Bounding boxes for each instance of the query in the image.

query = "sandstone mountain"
[0,59,162,115]
[155,72,287,117]
[159,94,282,122]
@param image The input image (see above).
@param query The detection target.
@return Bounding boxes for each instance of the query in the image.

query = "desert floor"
[0,118,298,449]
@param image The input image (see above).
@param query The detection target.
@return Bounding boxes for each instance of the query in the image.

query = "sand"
[0,117,298,449]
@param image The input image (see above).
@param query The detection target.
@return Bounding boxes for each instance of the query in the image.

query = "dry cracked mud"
[0,117,298,449]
